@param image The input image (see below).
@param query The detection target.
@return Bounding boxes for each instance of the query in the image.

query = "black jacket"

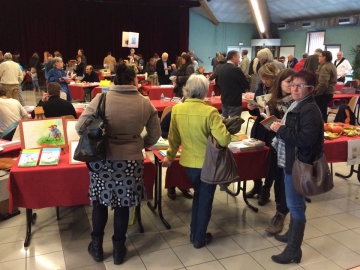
[174,64,195,98]
[218,62,249,106]
[74,62,85,77]
[81,71,99,82]
[209,58,226,85]
[31,95,78,119]
[155,59,172,85]
[277,95,323,174]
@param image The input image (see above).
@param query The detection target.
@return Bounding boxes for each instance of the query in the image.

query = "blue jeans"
[32,80,40,90]
[284,171,306,221]
[185,167,216,246]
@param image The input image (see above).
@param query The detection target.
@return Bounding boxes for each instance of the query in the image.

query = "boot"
[258,186,271,206]
[88,233,104,262]
[275,215,291,243]
[265,211,286,234]
[245,180,262,198]
[113,236,127,265]
[271,219,306,264]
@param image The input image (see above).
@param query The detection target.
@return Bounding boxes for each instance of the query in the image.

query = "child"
[30,67,40,92]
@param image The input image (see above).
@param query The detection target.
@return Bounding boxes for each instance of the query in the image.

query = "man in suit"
[218,50,249,118]
[303,48,322,73]
[155,52,172,85]
[31,82,77,119]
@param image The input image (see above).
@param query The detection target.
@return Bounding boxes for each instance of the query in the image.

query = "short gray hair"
[182,74,209,99]
[4,53,12,60]
[52,57,63,67]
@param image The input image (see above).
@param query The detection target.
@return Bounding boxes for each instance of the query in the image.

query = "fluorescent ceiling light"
[251,0,265,33]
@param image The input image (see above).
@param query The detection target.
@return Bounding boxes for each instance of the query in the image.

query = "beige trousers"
[3,84,20,101]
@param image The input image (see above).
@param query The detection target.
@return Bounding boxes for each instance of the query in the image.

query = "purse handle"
[97,93,107,136]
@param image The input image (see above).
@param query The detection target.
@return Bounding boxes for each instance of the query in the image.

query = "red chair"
[22,73,33,90]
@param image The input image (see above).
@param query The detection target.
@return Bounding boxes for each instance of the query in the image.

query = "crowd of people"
[0,45,355,266]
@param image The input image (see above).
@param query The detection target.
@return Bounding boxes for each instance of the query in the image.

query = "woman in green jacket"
[163,74,230,249]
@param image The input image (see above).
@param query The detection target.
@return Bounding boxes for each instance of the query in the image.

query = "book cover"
[151,139,169,150]
[18,149,41,167]
[158,150,181,157]
[242,138,265,148]
[256,93,272,107]
[260,115,278,131]
[39,148,61,166]
[244,98,264,108]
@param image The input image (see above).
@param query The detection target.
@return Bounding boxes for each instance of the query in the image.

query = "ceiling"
[191,0,360,24]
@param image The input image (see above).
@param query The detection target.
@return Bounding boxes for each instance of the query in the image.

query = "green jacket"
[315,61,337,95]
[167,98,230,168]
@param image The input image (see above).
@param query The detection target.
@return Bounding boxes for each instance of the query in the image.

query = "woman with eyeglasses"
[269,70,323,264]
[315,51,337,122]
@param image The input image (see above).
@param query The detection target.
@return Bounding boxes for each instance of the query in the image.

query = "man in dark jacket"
[31,82,77,119]
[155,52,172,85]
[218,50,249,118]
[81,65,99,83]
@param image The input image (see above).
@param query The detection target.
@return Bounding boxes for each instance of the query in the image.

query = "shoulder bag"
[292,147,334,196]
[200,134,239,185]
[74,93,107,163]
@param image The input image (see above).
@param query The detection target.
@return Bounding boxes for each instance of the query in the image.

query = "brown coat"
[76,85,161,160]
[315,61,337,95]
[103,55,117,72]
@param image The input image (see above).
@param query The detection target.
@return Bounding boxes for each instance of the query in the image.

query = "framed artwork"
[128,32,139,48]
[69,140,83,164]
[19,117,68,149]
[122,31,129,47]
[66,119,80,142]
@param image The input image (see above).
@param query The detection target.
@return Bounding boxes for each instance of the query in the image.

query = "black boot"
[275,216,291,243]
[88,233,104,262]
[245,180,262,198]
[271,219,306,264]
[258,186,271,206]
[113,236,127,265]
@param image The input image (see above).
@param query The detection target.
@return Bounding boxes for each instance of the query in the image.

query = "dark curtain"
[1,0,190,67]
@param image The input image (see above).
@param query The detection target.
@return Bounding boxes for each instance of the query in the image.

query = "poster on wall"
[122,31,139,48]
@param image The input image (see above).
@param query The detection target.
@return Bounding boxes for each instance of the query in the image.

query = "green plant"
[350,45,360,80]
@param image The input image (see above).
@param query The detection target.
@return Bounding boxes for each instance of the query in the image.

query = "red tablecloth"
[8,151,156,212]
[143,86,174,100]
[335,83,345,92]
[137,75,146,81]
[0,142,21,158]
[329,93,360,107]
[324,136,360,163]
[153,147,269,189]
[68,83,100,101]
[75,108,83,118]
[209,84,220,96]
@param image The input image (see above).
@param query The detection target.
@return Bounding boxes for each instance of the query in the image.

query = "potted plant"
[350,45,360,84]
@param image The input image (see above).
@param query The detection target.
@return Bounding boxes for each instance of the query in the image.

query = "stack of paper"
[158,150,181,157]
[229,138,265,152]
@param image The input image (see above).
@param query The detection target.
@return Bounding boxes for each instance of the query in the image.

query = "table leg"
[24,209,37,247]
[335,164,358,179]
[136,205,144,233]
[56,207,60,220]
[0,209,21,221]
[147,157,159,211]
[226,181,258,212]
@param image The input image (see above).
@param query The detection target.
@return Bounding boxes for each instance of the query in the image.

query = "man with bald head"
[334,51,352,82]
[81,65,99,83]
[286,54,298,69]
[155,52,172,85]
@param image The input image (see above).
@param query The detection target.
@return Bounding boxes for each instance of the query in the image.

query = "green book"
[39,148,61,166]
[18,149,41,167]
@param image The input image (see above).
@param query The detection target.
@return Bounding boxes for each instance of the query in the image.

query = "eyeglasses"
[290,84,312,89]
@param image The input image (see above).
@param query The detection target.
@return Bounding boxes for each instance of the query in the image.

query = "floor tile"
[213,216,254,235]
[25,251,67,270]
[310,191,344,203]
[172,243,216,267]
[149,212,186,231]
[130,232,170,254]
[0,240,26,263]
[160,226,191,247]
[329,251,360,269]
[206,236,246,260]
[329,230,360,251]
[298,243,327,266]
[140,248,183,270]
[26,233,63,257]
[307,216,348,234]
[302,259,342,270]
[230,230,274,253]
[305,235,352,258]
[186,260,226,270]
[328,198,360,211]
[328,212,360,229]
[210,204,241,221]
[303,223,326,240]
[105,254,145,270]
[218,253,265,270]
[0,258,25,270]
[306,201,344,216]
[206,220,228,239]
[73,264,107,270]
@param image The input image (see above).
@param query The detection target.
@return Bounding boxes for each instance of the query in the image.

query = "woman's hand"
[162,157,173,167]
[270,121,282,132]
[247,104,257,111]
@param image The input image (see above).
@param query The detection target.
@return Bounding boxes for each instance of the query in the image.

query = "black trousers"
[315,94,333,122]
[337,77,345,83]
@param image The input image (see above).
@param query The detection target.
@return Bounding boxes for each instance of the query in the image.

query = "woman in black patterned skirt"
[76,63,161,265]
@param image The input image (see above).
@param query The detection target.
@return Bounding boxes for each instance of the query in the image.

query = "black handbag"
[74,93,107,163]
[222,116,244,135]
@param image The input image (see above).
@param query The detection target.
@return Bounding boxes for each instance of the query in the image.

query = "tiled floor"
[1,90,360,269]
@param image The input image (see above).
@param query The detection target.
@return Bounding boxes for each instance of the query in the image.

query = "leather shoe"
[179,188,193,199]
[167,188,176,200]
[193,233,213,249]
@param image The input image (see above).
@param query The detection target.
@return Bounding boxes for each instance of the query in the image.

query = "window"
[306,31,325,54]
[325,45,341,60]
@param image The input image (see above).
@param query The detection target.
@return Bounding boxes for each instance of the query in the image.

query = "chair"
[160,106,173,122]
[328,96,358,123]
[0,121,19,141]
[245,116,257,134]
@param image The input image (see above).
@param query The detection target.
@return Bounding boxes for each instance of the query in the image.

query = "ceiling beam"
[247,0,272,38]
[199,0,219,26]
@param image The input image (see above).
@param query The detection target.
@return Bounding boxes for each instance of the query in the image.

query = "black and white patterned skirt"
[87,159,146,209]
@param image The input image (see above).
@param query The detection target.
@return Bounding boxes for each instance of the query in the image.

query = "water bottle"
[211,90,215,100]
[160,93,165,104]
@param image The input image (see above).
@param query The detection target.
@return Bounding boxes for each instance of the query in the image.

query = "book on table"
[260,115,278,131]
[18,149,41,167]
[151,139,169,150]
[39,148,61,166]
[158,150,181,157]
[229,138,265,152]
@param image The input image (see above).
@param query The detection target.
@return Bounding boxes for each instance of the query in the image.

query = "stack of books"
[229,138,265,152]
[151,139,169,150]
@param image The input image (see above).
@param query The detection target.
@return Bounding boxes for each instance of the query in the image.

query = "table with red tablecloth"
[209,83,220,96]
[143,85,174,100]
[68,83,100,101]
[149,147,269,229]
[8,150,156,246]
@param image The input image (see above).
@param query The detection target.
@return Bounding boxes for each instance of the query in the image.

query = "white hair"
[257,48,273,61]
[183,74,209,99]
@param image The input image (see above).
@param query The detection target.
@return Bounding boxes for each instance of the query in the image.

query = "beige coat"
[315,62,337,95]
[103,55,117,72]
[76,85,161,160]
